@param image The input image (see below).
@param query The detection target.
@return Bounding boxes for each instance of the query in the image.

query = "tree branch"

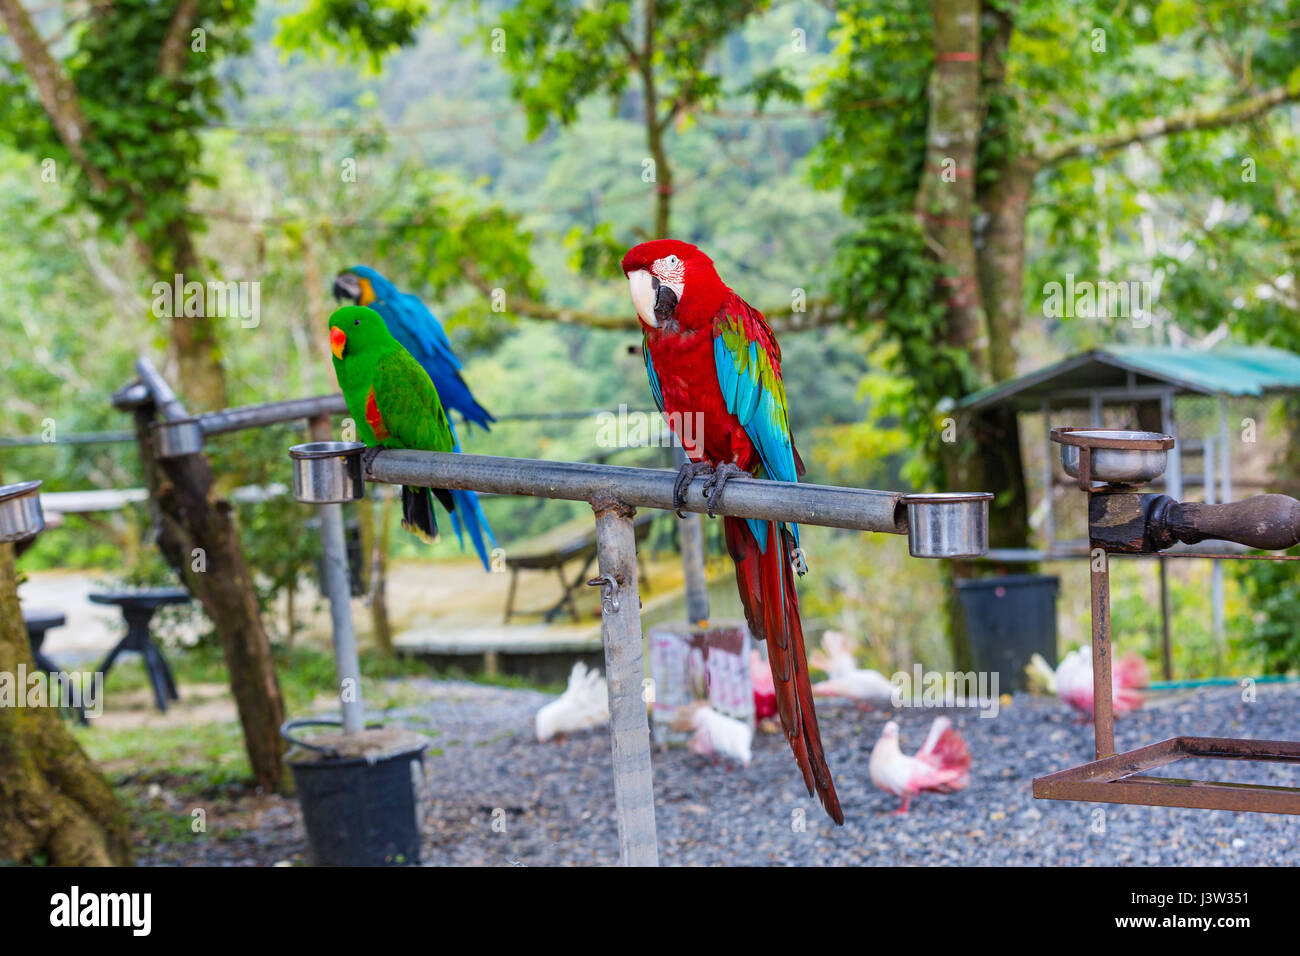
[158,0,200,78]
[1036,80,1300,167]
[0,0,110,192]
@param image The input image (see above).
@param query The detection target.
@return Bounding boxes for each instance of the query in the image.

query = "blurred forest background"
[2,0,1299,678]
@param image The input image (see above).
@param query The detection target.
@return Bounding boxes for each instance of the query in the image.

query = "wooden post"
[591,496,659,867]
[673,445,710,626]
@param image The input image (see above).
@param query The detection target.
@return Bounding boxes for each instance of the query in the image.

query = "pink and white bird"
[809,630,895,707]
[869,716,971,814]
[1028,649,1149,719]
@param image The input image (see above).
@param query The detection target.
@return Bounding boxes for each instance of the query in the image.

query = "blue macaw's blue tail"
[449,487,497,572]
[445,419,496,571]
[421,349,495,433]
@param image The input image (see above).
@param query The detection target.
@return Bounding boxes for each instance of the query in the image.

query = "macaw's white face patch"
[652,254,685,294]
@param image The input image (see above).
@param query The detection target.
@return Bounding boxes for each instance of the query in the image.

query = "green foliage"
[812,1,974,487]
[277,0,430,67]
[487,0,764,138]
[0,0,255,267]
[1233,557,1300,676]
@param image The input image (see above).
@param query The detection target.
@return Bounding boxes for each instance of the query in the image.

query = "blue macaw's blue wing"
[713,309,800,553]
[346,267,498,568]
[348,266,495,432]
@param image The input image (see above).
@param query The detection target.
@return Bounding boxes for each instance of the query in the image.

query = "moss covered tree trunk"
[132,405,287,792]
[0,543,132,865]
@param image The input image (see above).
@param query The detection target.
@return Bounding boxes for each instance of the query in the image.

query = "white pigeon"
[810,630,896,706]
[535,662,609,742]
[869,716,971,814]
[684,704,753,767]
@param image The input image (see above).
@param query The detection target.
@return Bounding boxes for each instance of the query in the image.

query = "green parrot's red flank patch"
[365,387,390,440]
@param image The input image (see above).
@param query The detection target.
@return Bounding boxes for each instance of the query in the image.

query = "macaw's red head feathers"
[621,239,727,331]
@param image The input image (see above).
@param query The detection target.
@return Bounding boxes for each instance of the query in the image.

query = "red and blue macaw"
[622,239,843,824]
[334,266,497,571]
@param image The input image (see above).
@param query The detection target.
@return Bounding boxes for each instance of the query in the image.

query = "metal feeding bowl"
[0,480,45,542]
[1052,428,1173,488]
[289,442,367,504]
[901,492,992,559]
[153,416,204,458]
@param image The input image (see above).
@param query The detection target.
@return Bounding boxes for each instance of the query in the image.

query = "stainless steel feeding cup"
[289,442,367,504]
[0,480,45,542]
[153,416,205,458]
[1058,429,1169,485]
[902,492,992,559]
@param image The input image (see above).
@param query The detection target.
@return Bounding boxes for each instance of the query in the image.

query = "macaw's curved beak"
[628,269,679,328]
[333,272,362,303]
[330,325,346,360]
[652,277,678,326]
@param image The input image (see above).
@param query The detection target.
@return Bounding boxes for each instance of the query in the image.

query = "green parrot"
[328,304,456,542]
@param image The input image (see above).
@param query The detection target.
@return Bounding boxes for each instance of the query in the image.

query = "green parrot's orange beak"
[330,325,346,360]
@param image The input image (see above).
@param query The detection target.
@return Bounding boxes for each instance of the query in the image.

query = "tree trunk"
[132,406,287,792]
[361,495,395,656]
[916,0,984,669]
[157,225,228,412]
[915,0,985,372]
[0,543,132,865]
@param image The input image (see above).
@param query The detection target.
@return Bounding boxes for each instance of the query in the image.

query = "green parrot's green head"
[329,304,394,364]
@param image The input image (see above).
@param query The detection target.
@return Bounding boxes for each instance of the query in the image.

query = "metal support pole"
[1204,436,1225,670]
[1158,556,1173,681]
[1160,390,1182,500]
[1041,399,1055,551]
[673,445,710,625]
[310,415,364,735]
[1090,556,1115,759]
[591,497,659,866]
[321,501,365,735]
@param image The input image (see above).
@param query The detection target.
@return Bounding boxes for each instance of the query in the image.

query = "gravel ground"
[137,679,1299,866]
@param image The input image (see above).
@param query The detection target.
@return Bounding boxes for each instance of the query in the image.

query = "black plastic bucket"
[283,719,428,866]
[955,574,1059,693]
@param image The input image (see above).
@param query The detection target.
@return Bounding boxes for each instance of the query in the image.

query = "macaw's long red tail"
[724,516,844,825]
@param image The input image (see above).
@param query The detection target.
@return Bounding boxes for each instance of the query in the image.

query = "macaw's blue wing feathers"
[442,416,497,571]
[345,266,496,432]
[643,334,665,415]
[713,302,801,551]
[346,266,498,568]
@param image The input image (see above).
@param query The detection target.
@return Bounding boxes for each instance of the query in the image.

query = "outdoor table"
[90,588,190,713]
[22,607,85,723]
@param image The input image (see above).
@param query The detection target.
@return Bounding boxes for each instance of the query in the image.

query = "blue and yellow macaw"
[333,266,497,570]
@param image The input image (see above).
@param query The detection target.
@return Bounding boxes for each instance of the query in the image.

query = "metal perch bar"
[287,443,988,865]
[199,394,347,435]
[363,449,909,533]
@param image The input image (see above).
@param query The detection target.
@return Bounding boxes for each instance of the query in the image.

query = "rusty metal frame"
[1035,427,1300,815]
